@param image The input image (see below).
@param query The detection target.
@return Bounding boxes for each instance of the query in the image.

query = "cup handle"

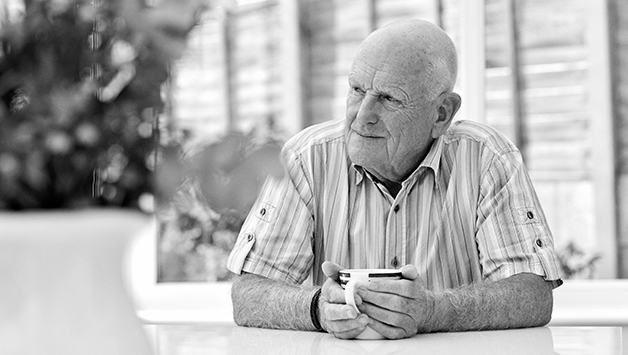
[344,279,361,314]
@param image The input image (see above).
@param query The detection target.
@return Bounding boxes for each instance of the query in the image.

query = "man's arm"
[360,271,554,338]
[432,273,553,332]
[231,271,370,337]
[231,273,319,330]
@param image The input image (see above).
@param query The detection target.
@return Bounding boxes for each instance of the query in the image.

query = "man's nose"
[355,94,380,125]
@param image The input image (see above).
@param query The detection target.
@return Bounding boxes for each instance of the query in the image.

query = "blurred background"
[2,0,627,283]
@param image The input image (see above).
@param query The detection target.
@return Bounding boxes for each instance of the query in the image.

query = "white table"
[144,322,627,355]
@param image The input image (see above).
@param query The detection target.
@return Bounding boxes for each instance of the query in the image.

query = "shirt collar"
[352,165,366,185]
[352,136,444,186]
[415,135,444,181]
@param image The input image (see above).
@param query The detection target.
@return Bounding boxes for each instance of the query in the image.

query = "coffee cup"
[339,268,403,340]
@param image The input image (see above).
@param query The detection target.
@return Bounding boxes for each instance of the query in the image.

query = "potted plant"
[0,0,206,353]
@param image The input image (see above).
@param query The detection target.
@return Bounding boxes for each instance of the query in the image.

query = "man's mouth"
[354,130,382,139]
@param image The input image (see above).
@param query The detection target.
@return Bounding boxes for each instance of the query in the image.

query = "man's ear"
[431,92,461,138]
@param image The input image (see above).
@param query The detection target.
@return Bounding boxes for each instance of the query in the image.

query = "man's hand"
[356,267,554,339]
[319,261,370,339]
[232,266,553,336]
[356,264,436,339]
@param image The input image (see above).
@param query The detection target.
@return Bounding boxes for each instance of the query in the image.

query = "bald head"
[354,19,458,100]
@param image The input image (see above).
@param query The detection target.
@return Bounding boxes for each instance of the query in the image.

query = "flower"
[0,0,207,211]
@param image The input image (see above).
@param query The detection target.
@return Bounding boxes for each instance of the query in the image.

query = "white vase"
[0,209,153,355]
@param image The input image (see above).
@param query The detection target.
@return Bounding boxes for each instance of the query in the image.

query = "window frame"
[586,0,617,278]
[126,218,233,324]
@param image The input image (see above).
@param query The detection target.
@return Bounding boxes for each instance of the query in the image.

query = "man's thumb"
[400,264,419,280]
[321,261,344,281]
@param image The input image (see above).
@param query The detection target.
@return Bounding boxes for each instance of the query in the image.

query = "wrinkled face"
[344,41,441,183]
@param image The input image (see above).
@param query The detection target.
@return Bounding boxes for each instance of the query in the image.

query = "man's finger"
[321,305,370,338]
[321,261,344,281]
[365,278,420,299]
[323,303,359,321]
[357,285,409,314]
[323,279,355,304]
[357,279,425,308]
[365,314,411,340]
[400,264,419,280]
[331,323,370,340]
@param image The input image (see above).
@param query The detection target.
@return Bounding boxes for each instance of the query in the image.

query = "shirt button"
[394,205,400,213]
[246,233,254,242]
[391,256,399,268]
[260,208,266,216]
[535,239,543,247]
[527,211,534,219]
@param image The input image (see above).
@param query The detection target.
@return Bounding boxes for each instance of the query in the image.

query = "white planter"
[0,209,153,355]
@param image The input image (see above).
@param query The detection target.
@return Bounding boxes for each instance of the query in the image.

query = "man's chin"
[348,151,380,168]
[347,136,386,164]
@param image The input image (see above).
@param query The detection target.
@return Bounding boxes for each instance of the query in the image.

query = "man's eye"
[353,87,365,94]
[382,94,398,103]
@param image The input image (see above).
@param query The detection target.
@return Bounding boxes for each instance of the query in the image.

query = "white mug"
[339,269,402,340]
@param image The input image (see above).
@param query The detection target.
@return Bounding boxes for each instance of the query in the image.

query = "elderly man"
[227,19,562,339]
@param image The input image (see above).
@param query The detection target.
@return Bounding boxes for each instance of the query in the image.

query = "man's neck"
[366,169,402,198]
[382,181,402,198]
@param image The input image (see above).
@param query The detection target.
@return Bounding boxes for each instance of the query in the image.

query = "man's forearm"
[231,273,320,331]
[426,273,553,333]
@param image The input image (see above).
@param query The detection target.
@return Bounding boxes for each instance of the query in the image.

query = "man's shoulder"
[443,120,518,156]
[284,119,346,155]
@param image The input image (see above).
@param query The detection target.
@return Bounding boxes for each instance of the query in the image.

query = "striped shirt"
[227,119,563,290]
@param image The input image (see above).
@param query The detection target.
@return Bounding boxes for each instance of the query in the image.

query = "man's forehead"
[349,48,420,87]
[350,60,402,86]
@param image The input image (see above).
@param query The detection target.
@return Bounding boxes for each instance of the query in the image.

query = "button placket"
[386,198,403,269]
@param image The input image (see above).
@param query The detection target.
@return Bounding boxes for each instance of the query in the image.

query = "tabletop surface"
[144,322,627,355]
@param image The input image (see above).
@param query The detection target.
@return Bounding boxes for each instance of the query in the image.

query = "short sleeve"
[227,148,315,285]
[475,150,563,288]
